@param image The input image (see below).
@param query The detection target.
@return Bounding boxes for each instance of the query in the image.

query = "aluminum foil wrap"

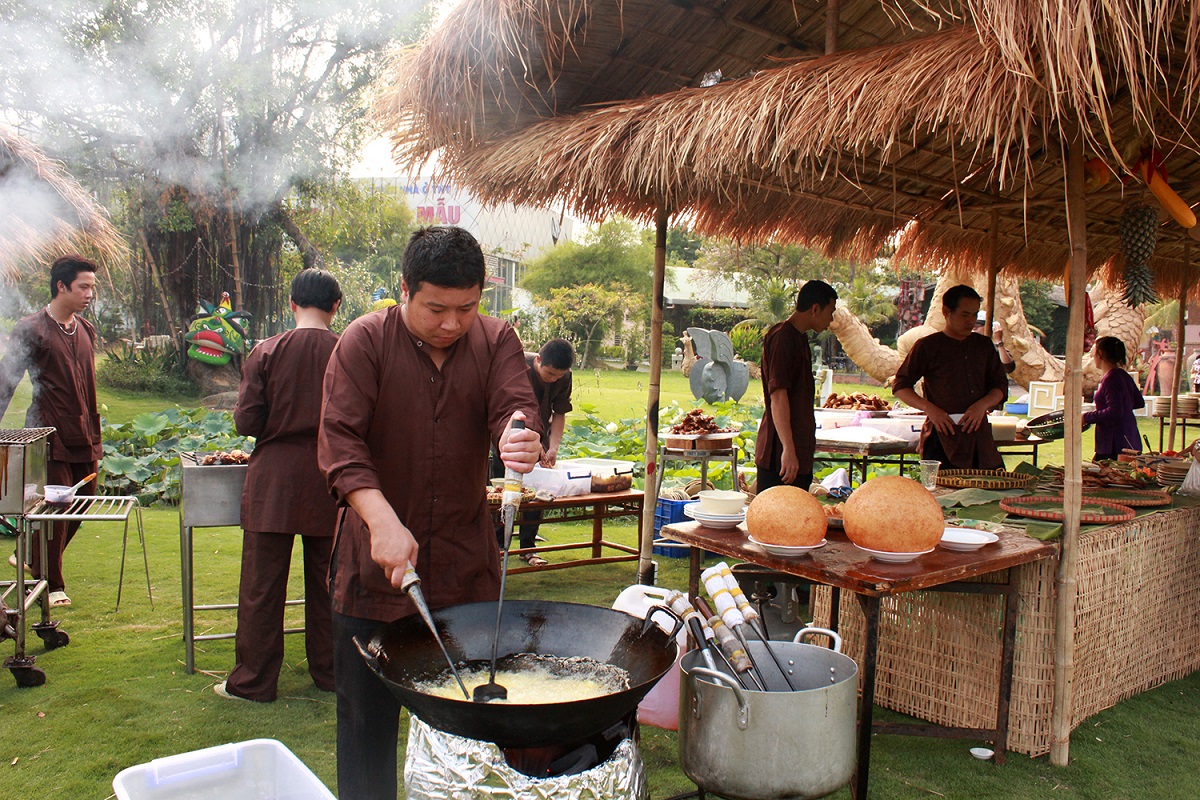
[404,717,647,800]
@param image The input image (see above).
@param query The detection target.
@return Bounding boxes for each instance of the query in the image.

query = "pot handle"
[793,626,842,653]
[352,635,381,673]
[688,667,750,730]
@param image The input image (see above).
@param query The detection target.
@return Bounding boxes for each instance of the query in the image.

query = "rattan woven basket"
[1026,411,1091,441]
[998,495,1136,523]
[935,469,1037,491]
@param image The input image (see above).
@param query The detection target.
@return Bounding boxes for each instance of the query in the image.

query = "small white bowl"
[696,489,747,516]
[969,747,994,760]
[44,485,76,505]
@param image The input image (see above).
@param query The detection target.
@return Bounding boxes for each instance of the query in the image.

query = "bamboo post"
[825,0,840,54]
[1166,241,1185,453]
[638,206,669,585]
[985,209,999,332]
[1051,130,1088,766]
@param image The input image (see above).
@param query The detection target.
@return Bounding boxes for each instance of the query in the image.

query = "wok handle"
[352,635,381,672]
[793,626,842,653]
[643,604,684,640]
[688,667,750,730]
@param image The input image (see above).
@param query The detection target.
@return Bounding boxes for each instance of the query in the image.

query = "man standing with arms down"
[755,280,839,492]
[893,284,1008,469]
[318,226,542,800]
[215,269,342,702]
[0,255,101,608]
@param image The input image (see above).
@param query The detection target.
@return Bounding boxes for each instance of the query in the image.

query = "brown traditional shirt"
[524,352,573,449]
[318,306,541,622]
[235,327,339,537]
[893,331,1008,469]
[754,321,816,474]
[0,310,101,463]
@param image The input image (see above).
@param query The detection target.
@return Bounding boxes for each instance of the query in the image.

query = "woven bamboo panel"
[811,503,1200,757]
[936,468,1037,490]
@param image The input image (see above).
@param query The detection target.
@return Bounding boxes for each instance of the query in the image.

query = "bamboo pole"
[1168,241,1190,451]
[825,0,840,54]
[638,206,669,585]
[985,209,999,332]
[1051,130,1088,767]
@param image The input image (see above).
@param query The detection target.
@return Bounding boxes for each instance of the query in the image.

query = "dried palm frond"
[0,128,126,281]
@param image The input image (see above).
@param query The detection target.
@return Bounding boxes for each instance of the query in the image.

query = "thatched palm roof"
[0,127,126,280]
[376,0,1200,292]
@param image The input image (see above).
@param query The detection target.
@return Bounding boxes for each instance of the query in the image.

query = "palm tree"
[841,276,897,327]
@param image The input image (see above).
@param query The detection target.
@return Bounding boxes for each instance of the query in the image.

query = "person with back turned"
[0,255,101,608]
[215,269,342,702]
[318,226,542,800]
[754,279,839,492]
[893,284,1008,469]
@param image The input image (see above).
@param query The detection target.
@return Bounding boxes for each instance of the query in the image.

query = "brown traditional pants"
[226,530,335,701]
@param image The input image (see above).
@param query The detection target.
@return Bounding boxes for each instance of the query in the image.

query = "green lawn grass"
[0,372,1197,798]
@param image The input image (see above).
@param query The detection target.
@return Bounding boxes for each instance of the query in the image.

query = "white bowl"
[748,535,826,557]
[696,489,747,516]
[939,528,1000,552]
[970,747,994,760]
[44,484,76,505]
[683,504,744,529]
[853,544,935,563]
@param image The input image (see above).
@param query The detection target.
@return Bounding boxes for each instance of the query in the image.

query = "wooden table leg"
[994,570,1021,765]
[592,501,604,559]
[851,594,879,800]
[688,547,702,601]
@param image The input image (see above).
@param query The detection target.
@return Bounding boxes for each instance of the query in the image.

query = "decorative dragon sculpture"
[829,271,1145,394]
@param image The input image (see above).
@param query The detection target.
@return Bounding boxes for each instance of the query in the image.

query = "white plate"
[682,503,746,521]
[854,544,935,563]
[748,536,826,557]
[939,528,1000,552]
[682,504,744,529]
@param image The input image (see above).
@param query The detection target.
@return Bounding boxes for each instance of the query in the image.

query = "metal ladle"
[475,419,525,703]
[399,564,469,700]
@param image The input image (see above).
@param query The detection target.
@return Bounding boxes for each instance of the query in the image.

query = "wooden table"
[495,489,643,574]
[997,434,1048,466]
[814,439,915,483]
[1153,412,1197,451]
[660,520,1056,800]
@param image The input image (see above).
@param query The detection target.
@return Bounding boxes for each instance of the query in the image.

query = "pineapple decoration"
[1118,201,1158,307]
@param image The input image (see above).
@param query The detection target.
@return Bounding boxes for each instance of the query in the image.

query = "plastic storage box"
[652,497,721,559]
[112,738,335,800]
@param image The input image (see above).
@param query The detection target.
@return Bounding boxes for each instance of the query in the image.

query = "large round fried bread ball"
[842,475,942,552]
[745,485,827,546]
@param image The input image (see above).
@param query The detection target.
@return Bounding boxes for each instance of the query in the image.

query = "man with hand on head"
[0,255,101,608]
[755,279,839,492]
[215,269,342,703]
[893,284,1008,469]
[318,226,542,800]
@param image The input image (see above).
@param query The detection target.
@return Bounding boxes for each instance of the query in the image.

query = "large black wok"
[357,600,678,748]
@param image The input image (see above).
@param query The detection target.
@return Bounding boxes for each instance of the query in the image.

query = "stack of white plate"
[1156,459,1192,488]
[1177,396,1199,417]
[682,503,746,529]
[1153,396,1173,416]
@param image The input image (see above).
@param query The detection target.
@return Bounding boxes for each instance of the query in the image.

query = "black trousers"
[333,611,404,800]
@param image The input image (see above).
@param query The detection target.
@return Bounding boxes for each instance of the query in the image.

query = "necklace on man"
[46,308,76,336]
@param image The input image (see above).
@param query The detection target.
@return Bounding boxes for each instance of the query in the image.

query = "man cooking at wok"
[318,225,542,800]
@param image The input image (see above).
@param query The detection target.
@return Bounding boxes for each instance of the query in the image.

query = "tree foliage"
[543,284,625,367]
[522,217,653,298]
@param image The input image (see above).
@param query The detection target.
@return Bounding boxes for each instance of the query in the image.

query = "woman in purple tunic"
[1083,337,1145,460]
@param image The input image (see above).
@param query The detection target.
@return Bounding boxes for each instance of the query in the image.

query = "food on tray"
[1043,462,1157,489]
[591,473,632,493]
[822,503,844,519]
[198,449,250,465]
[822,392,891,411]
[486,486,538,505]
[843,475,942,552]
[668,408,733,435]
[745,485,827,546]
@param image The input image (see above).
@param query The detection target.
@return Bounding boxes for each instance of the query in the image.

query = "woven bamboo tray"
[1077,488,1173,507]
[998,495,1136,524]
[936,469,1037,491]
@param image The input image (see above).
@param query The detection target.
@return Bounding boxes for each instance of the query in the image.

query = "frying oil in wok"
[416,654,630,704]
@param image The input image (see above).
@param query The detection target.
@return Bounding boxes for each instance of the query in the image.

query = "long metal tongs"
[399,564,470,700]
[475,418,526,703]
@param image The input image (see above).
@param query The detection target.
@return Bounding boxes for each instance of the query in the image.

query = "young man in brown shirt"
[754,280,838,492]
[318,226,542,800]
[215,269,342,702]
[0,255,102,607]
